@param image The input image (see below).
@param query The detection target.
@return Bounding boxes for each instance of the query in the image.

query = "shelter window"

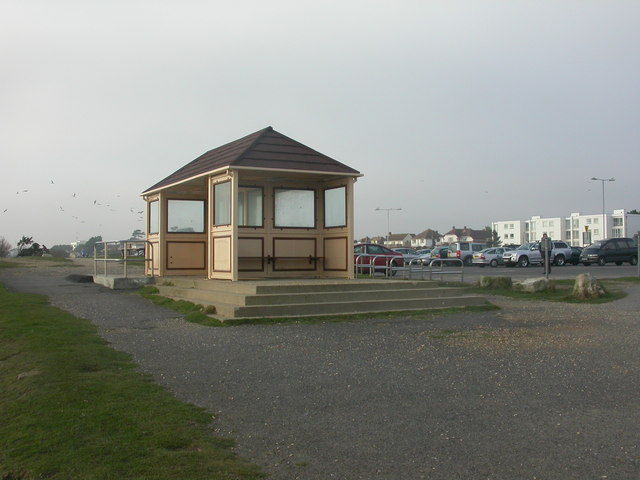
[167,199,205,233]
[238,186,263,227]
[148,200,159,235]
[324,186,346,228]
[274,188,315,228]
[213,181,231,226]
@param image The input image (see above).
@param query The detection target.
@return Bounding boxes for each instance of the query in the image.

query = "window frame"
[213,181,231,227]
[323,185,347,229]
[166,198,206,234]
[237,185,264,228]
[273,187,316,229]
[148,200,159,235]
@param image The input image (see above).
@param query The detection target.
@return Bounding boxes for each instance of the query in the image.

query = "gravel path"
[2,259,639,479]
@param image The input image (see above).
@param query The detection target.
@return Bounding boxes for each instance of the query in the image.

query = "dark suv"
[579,238,638,266]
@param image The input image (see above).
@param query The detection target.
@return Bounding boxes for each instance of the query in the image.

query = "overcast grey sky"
[2,0,639,247]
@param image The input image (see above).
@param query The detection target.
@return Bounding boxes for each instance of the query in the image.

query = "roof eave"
[141,165,362,196]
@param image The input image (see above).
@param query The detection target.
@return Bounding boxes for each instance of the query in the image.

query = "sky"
[2,0,639,247]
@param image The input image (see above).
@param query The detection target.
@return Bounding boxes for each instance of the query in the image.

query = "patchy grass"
[0,257,78,269]
[0,283,263,480]
[472,277,628,303]
[137,286,222,326]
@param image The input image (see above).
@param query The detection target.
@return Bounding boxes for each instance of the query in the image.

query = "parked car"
[449,242,486,266]
[579,238,638,266]
[568,246,583,265]
[503,241,572,267]
[392,247,421,265]
[430,246,452,259]
[472,247,513,267]
[354,243,404,275]
[549,241,573,266]
[415,249,432,264]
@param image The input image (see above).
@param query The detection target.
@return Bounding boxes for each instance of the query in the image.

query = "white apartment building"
[491,220,527,246]
[493,209,640,246]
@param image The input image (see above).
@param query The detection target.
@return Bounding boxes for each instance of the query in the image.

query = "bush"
[0,237,11,257]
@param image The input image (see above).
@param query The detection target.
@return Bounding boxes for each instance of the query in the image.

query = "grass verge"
[0,257,78,269]
[472,277,630,303]
[0,283,263,480]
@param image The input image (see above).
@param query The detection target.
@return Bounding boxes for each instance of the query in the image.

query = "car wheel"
[597,256,607,266]
[490,259,498,268]
[518,256,529,267]
[554,255,565,266]
[630,256,638,266]
[390,260,399,276]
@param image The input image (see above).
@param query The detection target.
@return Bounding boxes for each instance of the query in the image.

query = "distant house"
[410,229,441,249]
[385,233,414,247]
[442,226,490,244]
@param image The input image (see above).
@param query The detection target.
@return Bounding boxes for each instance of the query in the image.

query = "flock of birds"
[3,179,145,231]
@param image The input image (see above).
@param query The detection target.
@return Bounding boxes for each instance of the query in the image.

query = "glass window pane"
[214,182,231,226]
[238,186,263,227]
[324,186,346,228]
[149,201,159,234]
[167,199,204,233]
[274,188,315,228]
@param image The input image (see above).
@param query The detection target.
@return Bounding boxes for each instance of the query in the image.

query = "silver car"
[472,247,512,267]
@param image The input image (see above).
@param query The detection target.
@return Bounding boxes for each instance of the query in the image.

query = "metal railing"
[426,258,464,282]
[354,254,465,282]
[94,240,154,278]
[354,254,402,278]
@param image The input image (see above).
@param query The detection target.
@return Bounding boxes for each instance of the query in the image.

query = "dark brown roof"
[142,126,361,194]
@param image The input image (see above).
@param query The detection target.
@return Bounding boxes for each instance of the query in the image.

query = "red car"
[353,243,404,276]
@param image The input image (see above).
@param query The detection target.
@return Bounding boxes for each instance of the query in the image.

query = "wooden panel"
[324,237,348,271]
[273,237,316,271]
[212,236,232,272]
[238,237,264,272]
[166,241,206,270]
[273,237,315,257]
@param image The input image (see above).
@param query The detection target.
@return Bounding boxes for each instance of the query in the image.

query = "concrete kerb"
[93,275,155,290]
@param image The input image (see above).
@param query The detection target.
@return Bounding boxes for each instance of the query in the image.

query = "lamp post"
[590,177,615,240]
[375,207,401,243]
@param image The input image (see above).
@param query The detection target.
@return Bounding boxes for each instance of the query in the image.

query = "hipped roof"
[142,126,361,194]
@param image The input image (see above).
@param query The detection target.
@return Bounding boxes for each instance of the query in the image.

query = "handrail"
[428,258,464,282]
[354,254,400,278]
[94,240,154,278]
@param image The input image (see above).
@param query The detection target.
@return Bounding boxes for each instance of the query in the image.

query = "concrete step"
[214,295,487,319]
[156,284,472,307]
[152,277,486,320]
[157,277,442,294]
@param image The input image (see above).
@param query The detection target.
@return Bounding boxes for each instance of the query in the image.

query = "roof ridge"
[233,126,273,165]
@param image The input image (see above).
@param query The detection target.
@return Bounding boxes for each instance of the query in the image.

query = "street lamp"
[375,207,401,243]
[590,177,615,240]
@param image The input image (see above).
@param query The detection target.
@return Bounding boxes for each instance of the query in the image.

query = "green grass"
[0,283,264,480]
[0,257,78,269]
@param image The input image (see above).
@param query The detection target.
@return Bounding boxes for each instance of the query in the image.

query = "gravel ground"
[1,259,639,479]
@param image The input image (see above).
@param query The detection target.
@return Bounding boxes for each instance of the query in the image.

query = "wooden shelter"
[141,127,362,281]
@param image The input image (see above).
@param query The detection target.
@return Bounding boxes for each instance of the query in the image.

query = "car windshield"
[516,244,531,250]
